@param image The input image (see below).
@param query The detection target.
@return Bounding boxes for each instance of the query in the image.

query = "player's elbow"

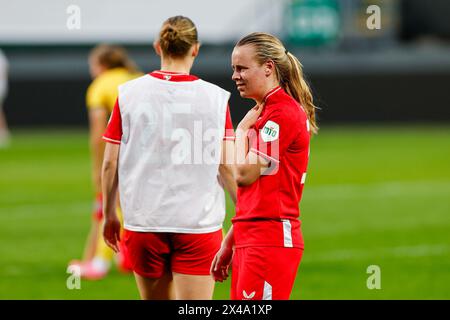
[102,158,117,173]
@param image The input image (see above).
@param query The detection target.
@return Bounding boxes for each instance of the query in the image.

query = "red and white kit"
[232,86,310,299]
[103,71,234,276]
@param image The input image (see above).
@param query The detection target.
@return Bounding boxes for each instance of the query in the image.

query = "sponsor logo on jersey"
[261,120,279,142]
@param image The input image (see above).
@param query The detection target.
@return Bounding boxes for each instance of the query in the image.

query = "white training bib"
[117,75,230,233]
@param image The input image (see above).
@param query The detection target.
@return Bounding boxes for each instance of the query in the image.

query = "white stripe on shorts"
[263,281,273,300]
[301,172,307,184]
[282,219,293,248]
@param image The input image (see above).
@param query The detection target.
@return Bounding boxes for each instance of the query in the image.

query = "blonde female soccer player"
[211,32,318,300]
[69,44,141,279]
[101,16,237,299]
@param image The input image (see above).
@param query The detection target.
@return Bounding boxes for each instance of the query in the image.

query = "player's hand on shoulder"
[238,103,264,130]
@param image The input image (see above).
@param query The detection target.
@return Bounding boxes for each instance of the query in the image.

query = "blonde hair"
[159,16,198,58]
[89,44,138,73]
[237,32,318,134]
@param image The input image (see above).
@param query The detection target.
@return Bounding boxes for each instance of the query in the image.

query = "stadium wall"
[3,45,450,127]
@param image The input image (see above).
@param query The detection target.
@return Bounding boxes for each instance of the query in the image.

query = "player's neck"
[160,58,193,75]
[255,80,280,105]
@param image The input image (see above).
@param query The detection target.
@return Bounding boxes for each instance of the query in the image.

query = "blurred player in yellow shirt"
[69,44,142,279]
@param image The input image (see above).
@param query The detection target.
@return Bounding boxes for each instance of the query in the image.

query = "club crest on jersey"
[243,290,256,299]
[261,120,279,142]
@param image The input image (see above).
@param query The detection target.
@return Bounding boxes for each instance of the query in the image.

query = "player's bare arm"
[211,225,234,282]
[88,107,109,193]
[101,142,121,253]
[219,140,237,203]
[235,105,269,186]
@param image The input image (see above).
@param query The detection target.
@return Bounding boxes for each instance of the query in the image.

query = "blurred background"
[0,0,449,299]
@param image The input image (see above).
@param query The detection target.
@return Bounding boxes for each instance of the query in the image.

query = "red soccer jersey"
[232,86,311,249]
[103,70,235,143]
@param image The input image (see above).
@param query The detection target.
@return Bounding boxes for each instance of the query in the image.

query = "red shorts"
[231,246,303,300]
[123,229,222,278]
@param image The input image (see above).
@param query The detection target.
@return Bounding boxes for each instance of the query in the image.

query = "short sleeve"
[249,110,297,164]
[86,79,106,110]
[102,98,122,144]
[223,104,235,141]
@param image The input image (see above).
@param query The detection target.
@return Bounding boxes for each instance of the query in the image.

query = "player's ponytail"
[159,16,198,58]
[285,52,318,134]
[236,32,318,134]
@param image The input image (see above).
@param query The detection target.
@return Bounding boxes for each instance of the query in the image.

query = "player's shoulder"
[266,100,303,124]
[196,79,230,95]
[86,75,107,103]
[88,70,116,93]
[118,74,149,91]
[87,74,103,91]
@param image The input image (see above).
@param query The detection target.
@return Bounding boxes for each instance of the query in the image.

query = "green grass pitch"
[0,126,449,299]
